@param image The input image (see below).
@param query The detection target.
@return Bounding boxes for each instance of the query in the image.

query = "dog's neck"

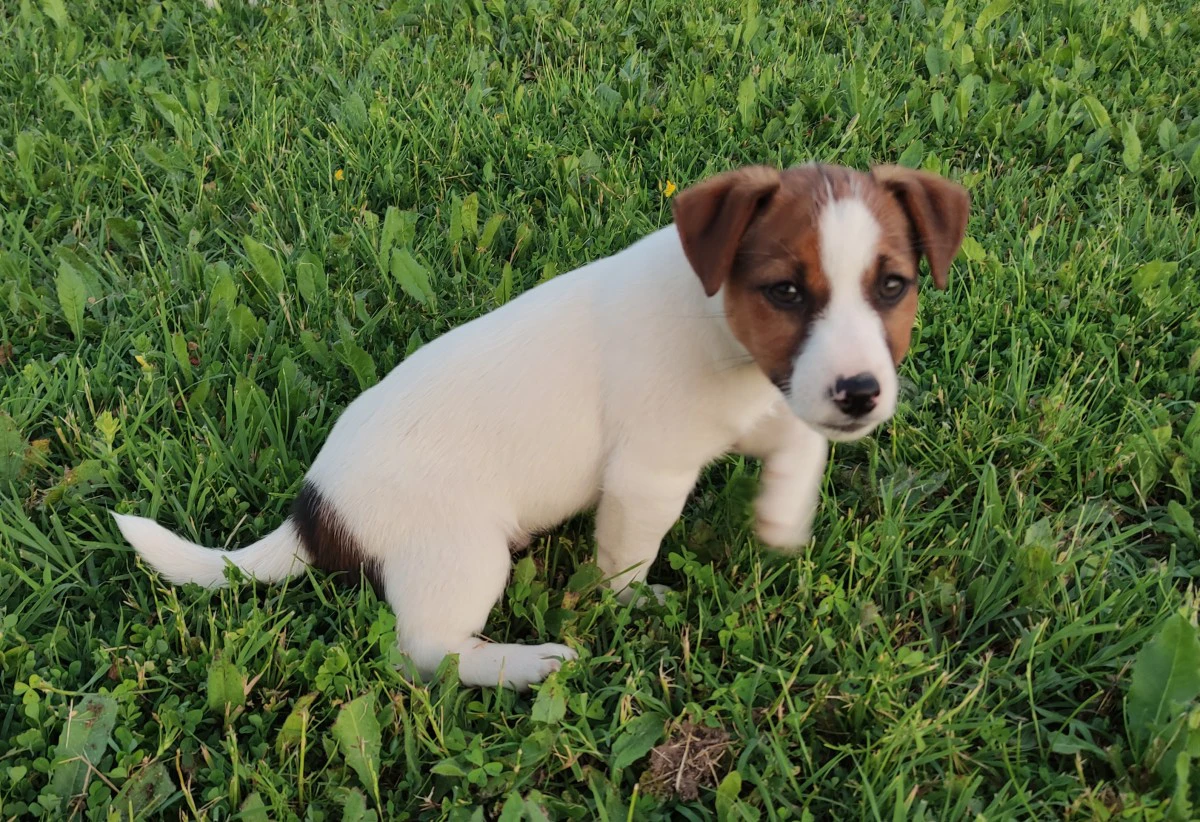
[616,225,759,377]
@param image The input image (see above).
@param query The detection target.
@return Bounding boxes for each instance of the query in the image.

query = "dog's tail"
[112,512,311,588]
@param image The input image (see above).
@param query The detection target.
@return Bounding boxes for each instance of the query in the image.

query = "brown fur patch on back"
[291,481,382,595]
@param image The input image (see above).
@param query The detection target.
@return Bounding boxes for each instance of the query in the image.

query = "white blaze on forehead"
[787,191,898,435]
[783,189,900,439]
[817,196,881,299]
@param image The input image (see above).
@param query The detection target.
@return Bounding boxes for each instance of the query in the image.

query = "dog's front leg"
[735,403,828,552]
[595,460,697,605]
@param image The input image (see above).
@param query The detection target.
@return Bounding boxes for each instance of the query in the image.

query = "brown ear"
[871,165,970,290]
[672,166,782,297]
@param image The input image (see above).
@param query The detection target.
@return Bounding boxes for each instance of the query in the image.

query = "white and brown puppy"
[114,163,969,690]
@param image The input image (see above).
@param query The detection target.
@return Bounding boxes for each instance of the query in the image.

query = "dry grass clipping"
[639,721,732,801]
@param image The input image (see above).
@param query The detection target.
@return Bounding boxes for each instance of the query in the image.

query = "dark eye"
[878,274,909,303]
[763,281,804,308]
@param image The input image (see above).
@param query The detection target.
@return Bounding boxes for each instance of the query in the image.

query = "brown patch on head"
[290,481,382,595]
[717,165,841,389]
[673,163,971,381]
[638,721,732,801]
[672,166,781,297]
[869,165,970,362]
[871,165,971,290]
[858,181,926,364]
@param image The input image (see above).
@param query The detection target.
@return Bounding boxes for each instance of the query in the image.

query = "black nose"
[832,373,880,418]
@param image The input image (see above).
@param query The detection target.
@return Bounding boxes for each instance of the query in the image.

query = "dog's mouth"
[813,419,877,441]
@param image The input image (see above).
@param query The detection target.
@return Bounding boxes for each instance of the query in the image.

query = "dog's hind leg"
[383,531,576,691]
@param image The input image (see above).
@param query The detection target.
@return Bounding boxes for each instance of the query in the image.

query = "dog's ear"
[673,166,782,297]
[871,165,970,290]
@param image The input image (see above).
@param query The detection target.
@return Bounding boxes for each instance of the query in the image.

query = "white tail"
[112,512,311,588]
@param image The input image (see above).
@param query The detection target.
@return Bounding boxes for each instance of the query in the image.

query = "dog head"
[672,163,969,442]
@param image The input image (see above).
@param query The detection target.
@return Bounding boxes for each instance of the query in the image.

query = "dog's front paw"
[754,509,811,552]
[637,583,673,608]
[499,643,578,691]
[616,582,673,608]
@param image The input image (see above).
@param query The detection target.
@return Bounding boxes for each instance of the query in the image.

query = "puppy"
[114,163,969,690]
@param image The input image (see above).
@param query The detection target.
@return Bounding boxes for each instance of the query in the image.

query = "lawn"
[1,0,1199,818]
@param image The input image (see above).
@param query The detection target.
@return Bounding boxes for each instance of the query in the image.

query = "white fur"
[787,196,898,441]
[113,512,308,586]
[115,226,835,691]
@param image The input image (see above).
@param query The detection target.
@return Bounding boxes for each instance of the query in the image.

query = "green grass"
[1,0,1199,818]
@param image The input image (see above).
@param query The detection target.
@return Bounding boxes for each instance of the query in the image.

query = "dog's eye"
[878,274,909,303]
[763,282,803,308]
